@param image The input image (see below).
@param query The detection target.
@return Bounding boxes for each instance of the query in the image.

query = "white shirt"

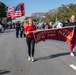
[57,22,63,28]
[0,24,2,29]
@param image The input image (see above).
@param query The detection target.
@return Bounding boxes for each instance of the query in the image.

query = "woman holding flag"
[24,18,37,62]
[67,15,76,56]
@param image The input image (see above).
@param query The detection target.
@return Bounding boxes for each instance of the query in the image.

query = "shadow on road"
[5,29,15,33]
[0,29,15,36]
[35,52,76,61]
[0,69,10,75]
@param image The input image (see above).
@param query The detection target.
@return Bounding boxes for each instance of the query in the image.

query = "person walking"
[24,18,37,62]
[20,23,24,38]
[67,15,76,56]
[15,21,20,38]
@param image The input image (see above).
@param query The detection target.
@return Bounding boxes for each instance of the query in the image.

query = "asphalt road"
[0,29,76,75]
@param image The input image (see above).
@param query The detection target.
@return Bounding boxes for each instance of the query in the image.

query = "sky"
[0,0,76,20]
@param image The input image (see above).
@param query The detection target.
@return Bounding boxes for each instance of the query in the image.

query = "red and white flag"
[6,7,14,18]
[6,3,25,19]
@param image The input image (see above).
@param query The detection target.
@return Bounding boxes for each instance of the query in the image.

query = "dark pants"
[24,34,26,37]
[20,30,23,38]
[26,37,35,57]
[16,28,20,38]
[0,29,1,33]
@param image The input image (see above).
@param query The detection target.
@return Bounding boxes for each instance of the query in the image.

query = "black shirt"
[16,23,20,29]
[68,22,76,33]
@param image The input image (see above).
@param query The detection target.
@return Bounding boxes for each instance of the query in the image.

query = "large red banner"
[33,27,74,43]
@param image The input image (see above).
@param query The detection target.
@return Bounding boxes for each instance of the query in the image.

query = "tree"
[25,17,30,20]
[50,15,56,22]
[57,4,76,21]
[0,1,8,21]
[6,18,12,22]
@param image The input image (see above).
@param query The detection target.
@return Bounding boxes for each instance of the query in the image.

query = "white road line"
[70,64,76,71]
[43,46,47,48]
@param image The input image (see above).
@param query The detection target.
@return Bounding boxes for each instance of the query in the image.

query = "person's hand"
[26,31,32,35]
[26,31,29,35]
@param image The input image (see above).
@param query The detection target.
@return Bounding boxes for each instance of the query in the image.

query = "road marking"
[43,46,47,48]
[70,64,76,71]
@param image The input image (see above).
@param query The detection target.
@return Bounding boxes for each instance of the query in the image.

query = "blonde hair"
[70,15,76,22]
[28,18,33,24]
[23,20,29,27]
[23,18,33,27]
[28,18,32,21]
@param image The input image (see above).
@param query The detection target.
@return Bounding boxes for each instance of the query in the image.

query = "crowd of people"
[0,15,76,62]
[23,15,76,62]
[0,21,9,33]
[13,15,76,62]
[36,22,52,30]
[15,21,25,38]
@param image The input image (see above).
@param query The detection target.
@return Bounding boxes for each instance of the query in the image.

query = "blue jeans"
[16,28,20,38]
[20,30,23,37]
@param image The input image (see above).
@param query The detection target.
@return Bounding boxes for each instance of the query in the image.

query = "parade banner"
[33,27,74,43]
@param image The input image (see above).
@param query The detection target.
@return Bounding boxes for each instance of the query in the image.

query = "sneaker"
[28,57,31,61]
[31,57,34,62]
[70,52,74,56]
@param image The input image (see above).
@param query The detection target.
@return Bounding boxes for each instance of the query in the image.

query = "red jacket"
[24,25,36,38]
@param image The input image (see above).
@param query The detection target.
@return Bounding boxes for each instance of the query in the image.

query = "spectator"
[45,22,52,29]
[0,22,2,33]
[15,21,20,38]
[41,22,45,29]
[20,23,24,38]
[56,21,63,28]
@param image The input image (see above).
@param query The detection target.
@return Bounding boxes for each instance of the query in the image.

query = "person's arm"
[25,31,31,35]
